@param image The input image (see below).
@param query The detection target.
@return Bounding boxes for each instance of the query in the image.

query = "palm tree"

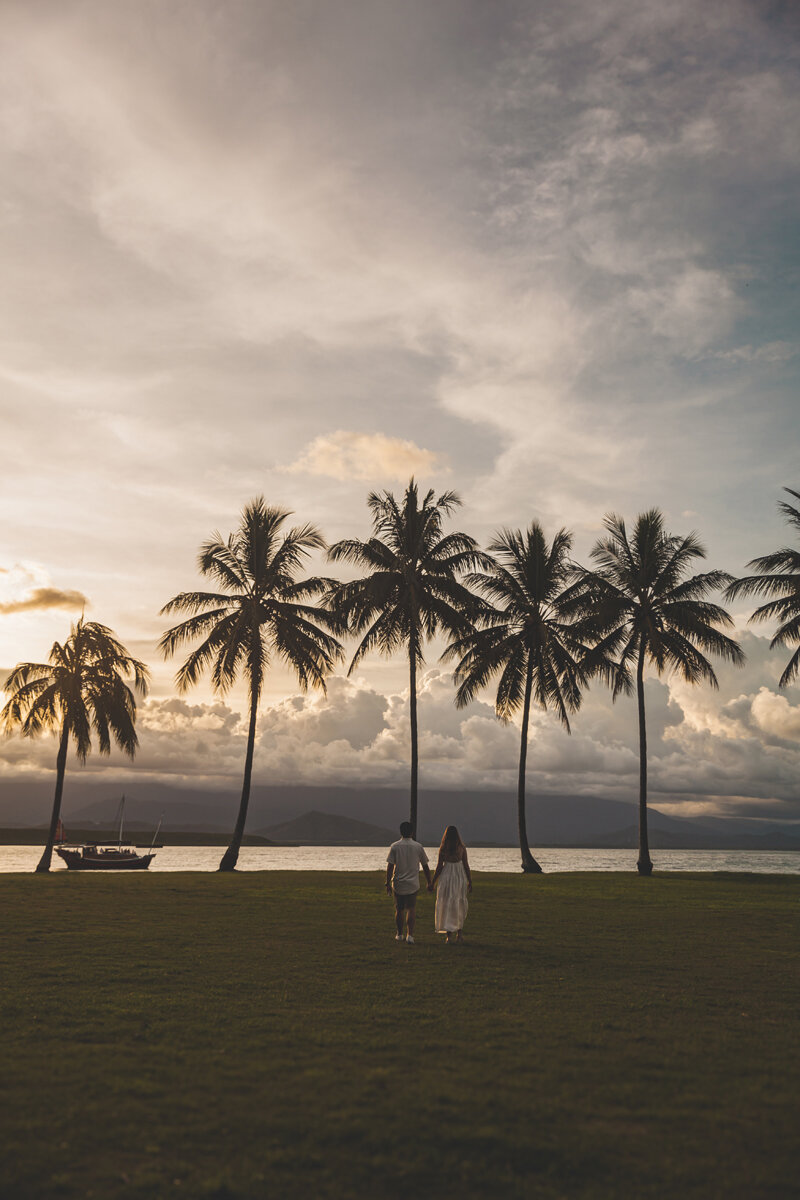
[724,487,800,687]
[327,479,488,838]
[1,618,149,873]
[443,523,590,873]
[159,497,342,871]
[568,510,744,876]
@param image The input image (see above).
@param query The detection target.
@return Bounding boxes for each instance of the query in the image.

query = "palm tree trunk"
[37,722,69,873]
[219,682,258,872]
[409,639,419,839]
[636,644,653,876]
[518,656,542,874]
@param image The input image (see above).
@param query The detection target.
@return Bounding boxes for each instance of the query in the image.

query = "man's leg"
[395,900,405,938]
[406,894,417,940]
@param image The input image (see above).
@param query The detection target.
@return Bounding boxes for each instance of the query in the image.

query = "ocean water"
[0,845,797,874]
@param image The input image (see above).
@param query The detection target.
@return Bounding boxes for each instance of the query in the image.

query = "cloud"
[128,698,249,783]
[628,267,741,354]
[749,689,800,744]
[286,431,445,482]
[0,565,89,656]
[136,656,800,818]
[3,634,800,821]
[260,676,389,750]
[0,586,88,616]
[710,341,799,365]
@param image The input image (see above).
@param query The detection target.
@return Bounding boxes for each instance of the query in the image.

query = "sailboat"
[55,797,163,871]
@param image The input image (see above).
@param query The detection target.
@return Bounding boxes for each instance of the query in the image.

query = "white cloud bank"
[286,431,445,482]
[3,635,799,821]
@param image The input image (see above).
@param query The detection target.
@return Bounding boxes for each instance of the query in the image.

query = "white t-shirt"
[387,837,429,895]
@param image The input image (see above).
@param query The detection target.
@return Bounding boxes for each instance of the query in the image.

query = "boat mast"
[117,795,125,849]
[149,814,164,853]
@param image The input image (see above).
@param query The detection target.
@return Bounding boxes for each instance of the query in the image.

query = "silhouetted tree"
[725,487,800,686]
[444,524,590,873]
[159,498,342,871]
[1,618,149,872]
[327,480,487,837]
[567,510,743,876]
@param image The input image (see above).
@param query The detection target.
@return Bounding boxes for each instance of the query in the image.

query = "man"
[386,821,433,944]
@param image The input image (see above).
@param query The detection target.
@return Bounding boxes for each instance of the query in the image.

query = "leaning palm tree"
[567,510,744,875]
[443,524,590,873]
[724,487,800,686]
[327,479,488,838]
[159,497,342,871]
[1,618,149,873]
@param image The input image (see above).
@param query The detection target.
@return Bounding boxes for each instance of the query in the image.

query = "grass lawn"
[1,871,798,1199]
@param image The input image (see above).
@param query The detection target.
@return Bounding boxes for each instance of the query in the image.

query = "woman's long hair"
[438,824,465,860]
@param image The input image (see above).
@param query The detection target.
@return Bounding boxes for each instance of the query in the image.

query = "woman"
[432,825,472,943]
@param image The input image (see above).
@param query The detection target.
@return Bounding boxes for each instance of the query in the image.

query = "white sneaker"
[395,933,403,941]
[406,934,415,944]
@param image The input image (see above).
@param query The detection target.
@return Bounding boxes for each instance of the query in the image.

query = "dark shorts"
[393,890,418,910]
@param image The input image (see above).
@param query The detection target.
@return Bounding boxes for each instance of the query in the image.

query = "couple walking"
[385,822,472,944]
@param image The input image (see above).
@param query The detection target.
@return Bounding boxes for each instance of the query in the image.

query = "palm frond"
[666,570,734,603]
[495,653,527,721]
[327,537,397,570]
[348,609,408,674]
[273,609,342,693]
[212,610,253,695]
[531,648,571,732]
[173,614,241,693]
[160,591,233,617]
[656,628,720,687]
[777,487,800,533]
[778,644,800,687]
[727,558,800,593]
[281,576,339,603]
[19,681,63,737]
[771,612,800,651]
[198,536,249,592]
[267,522,326,584]
[0,668,54,732]
[723,488,800,688]
[158,608,232,658]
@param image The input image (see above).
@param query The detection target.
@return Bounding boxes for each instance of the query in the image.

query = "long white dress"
[435,860,469,933]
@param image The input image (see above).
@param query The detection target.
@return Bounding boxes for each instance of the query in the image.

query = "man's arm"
[422,861,433,892]
[386,862,394,893]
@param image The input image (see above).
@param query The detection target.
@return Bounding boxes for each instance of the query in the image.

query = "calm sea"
[0,845,797,874]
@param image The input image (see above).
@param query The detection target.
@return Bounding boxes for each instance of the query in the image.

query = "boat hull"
[55,848,155,871]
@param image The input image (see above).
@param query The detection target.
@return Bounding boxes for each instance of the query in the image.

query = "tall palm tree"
[159,497,342,871]
[443,523,590,873]
[1,618,149,873]
[567,510,744,875]
[327,479,487,838]
[724,487,800,687]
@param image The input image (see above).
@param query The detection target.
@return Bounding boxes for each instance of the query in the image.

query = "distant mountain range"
[257,811,396,846]
[1,779,797,850]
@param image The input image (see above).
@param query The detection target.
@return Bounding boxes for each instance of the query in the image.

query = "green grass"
[1,872,798,1199]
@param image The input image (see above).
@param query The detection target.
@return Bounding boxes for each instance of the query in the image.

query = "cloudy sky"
[0,0,798,821]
